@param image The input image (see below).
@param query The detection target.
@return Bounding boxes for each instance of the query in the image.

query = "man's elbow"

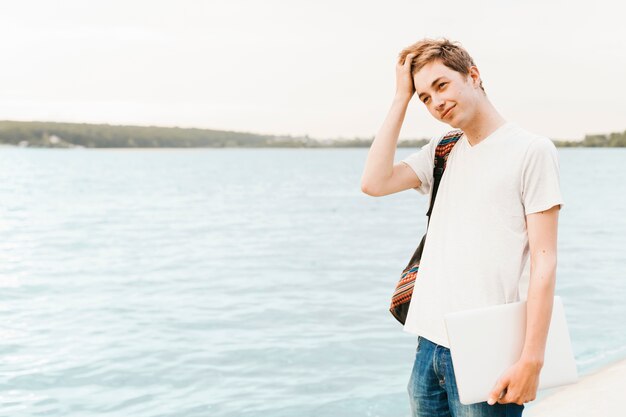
[360,180,381,196]
[530,256,557,285]
[530,252,557,270]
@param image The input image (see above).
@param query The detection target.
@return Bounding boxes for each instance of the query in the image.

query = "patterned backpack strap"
[426,129,464,219]
[389,129,465,325]
[435,129,464,168]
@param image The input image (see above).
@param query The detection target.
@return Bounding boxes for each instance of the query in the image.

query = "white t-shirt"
[400,121,565,348]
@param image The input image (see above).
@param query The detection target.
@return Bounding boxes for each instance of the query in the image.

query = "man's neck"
[460,101,507,147]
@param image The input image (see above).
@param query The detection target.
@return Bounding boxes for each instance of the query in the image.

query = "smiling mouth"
[442,105,455,119]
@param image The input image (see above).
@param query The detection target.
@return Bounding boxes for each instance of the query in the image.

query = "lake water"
[0,146,624,417]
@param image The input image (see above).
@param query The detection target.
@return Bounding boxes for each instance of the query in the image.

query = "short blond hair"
[398,37,485,94]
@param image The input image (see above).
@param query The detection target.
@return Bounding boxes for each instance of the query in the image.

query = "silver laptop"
[444,295,579,405]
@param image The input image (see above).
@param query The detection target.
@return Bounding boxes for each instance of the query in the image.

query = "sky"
[0,0,624,141]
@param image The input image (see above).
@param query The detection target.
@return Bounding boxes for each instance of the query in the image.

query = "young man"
[360,38,564,417]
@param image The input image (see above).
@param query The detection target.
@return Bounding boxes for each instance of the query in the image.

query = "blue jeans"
[407,336,525,417]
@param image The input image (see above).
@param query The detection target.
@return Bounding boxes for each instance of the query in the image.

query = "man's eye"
[423,97,429,104]
[439,82,446,88]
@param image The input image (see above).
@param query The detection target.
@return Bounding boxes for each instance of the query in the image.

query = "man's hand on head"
[395,52,416,100]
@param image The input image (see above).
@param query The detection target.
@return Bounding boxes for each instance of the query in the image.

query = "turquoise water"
[0,146,624,416]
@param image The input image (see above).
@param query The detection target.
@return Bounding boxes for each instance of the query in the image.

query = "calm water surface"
[0,146,624,416]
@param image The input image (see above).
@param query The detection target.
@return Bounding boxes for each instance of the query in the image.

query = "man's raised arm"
[361,53,422,197]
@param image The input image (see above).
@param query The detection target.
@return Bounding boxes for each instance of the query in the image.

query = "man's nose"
[432,95,445,110]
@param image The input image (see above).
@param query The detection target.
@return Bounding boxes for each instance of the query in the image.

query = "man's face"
[413,59,480,128]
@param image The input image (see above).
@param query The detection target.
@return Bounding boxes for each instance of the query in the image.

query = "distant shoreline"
[0,120,624,148]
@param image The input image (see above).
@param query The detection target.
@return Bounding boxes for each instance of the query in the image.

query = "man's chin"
[447,118,463,130]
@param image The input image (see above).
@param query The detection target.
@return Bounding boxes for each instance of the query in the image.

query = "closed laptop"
[444,295,579,405]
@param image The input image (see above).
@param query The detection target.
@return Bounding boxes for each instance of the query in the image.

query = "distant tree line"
[553,131,626,147]
[0,120,624,148]
[0,120,278,148]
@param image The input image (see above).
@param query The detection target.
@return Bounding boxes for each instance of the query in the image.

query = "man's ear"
[467,65,481,88]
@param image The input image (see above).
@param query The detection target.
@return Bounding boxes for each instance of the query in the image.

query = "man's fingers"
[496,388,509,404]
[398,52,415,66]
[404,52,416,66]
[488,381,507,405]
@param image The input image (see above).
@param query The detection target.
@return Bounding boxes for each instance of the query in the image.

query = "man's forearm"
[520,257,557,367]
[361,94,411,188]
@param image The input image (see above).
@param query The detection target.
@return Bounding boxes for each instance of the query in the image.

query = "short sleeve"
[521,137,565,215]
[400,134,439,195]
